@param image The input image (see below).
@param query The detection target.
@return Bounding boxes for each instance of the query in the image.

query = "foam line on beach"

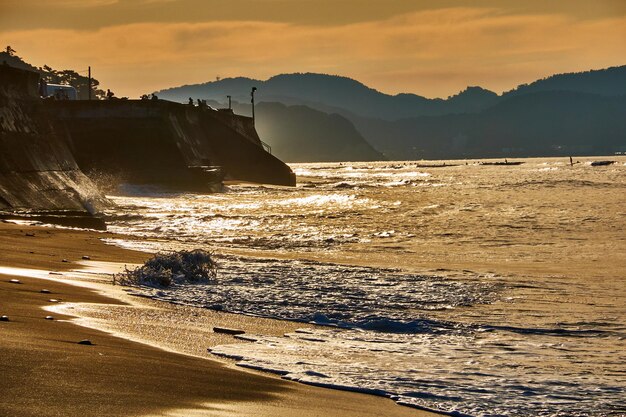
[1,264,434,417]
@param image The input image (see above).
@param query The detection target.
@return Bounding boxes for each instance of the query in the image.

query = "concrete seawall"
[48,100,296,189]
[0,65,109,217]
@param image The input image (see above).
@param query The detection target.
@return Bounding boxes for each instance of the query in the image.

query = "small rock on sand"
[9,279,21,284]
[48,299,59,303]
[77,339,93,345]
[0,315,9,322]
[82,255,91,260]
[40,289,51,294]
[61,259,68,263]
[213,327,246,335]
[45,316,54,320]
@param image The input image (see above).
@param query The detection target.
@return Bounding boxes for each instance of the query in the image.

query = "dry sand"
[0,221,439,417]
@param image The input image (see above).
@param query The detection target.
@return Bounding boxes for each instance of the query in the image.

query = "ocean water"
[104,158,626,417]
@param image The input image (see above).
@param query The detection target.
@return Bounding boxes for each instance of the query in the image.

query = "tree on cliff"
[40,68,105,99]
[0,50,106,100]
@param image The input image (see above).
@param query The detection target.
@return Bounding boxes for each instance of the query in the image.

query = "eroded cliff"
[48,100,295,189]
[0,65,109,215]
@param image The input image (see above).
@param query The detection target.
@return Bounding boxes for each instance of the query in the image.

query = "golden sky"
[2,0,625,98]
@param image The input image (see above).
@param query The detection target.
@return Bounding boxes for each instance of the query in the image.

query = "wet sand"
[0,221,439,417]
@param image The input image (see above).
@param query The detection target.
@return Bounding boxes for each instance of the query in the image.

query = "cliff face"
[0,65,109,214]
[250,102,385,163]
[48,100,295,189]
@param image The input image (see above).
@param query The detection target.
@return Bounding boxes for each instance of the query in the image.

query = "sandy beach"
[0,221,439,417]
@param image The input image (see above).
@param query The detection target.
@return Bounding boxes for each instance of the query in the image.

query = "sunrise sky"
[2,0,625,98]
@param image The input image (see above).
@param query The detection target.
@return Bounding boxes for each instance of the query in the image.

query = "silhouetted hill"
[156,73,499,120]
[158,65,626,160]
[230,101,384,163]
[505,66,626,97]
[0,51,39,72]
[447,86,499,113]
[353,91,626,159]
[157,66,626,122]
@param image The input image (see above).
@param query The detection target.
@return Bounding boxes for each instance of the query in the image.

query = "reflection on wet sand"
[101,157,625,416]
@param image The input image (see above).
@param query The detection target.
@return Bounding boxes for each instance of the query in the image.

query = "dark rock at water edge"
[0,212,107,230]
[590,160,616,166]
[479,161,524,166]
[213,327,246,335]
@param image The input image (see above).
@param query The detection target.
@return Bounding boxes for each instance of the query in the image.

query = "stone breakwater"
[47,99,296,190]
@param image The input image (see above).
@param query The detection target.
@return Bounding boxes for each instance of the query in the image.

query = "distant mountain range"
[355,91,626,160]
[9,48,624,161]
[156,65,626,161]
[504,66,626,98]
[157,73,504,121]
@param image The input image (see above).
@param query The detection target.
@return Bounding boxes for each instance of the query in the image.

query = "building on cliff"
[0,64,109,227]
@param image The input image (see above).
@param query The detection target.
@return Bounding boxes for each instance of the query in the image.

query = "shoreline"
[0,221,441,417]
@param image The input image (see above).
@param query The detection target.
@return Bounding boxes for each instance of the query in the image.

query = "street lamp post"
[251,87,257,125]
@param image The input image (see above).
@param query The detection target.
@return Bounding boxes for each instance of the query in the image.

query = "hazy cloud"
[2,7,625,97]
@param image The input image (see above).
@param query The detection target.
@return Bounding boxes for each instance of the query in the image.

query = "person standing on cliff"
[38,78,47,97]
